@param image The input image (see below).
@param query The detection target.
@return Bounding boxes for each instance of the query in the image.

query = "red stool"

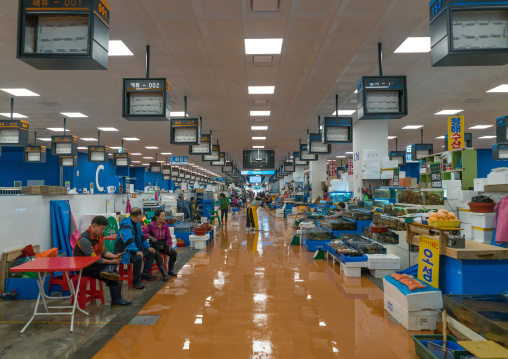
[71,276,105,309]
[49,272,76,295]
[149,253,168,275]
[118,264,134,287]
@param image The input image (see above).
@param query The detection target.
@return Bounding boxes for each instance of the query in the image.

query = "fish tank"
[356,242,386,254]
[423,189,445,206]
[173,222,200,233]
[322,219,357,231]
[396,189,424,205]
[302,227,333,241]
[357,200,373,210]
[373,187,406,203]
[342,210,373,221]
[373,199,391,207]
[371,231,399,244]
[340,233,362,242]
[329,191,353,203]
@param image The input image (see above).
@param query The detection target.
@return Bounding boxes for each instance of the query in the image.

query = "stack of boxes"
[366,254,401,278]
[471,212,497,244]
[362,150,381,180]
[380,157,401,180]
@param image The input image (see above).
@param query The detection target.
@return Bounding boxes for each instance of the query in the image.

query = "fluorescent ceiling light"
[123,137,139,141]
[402,125,423,129]
[336,156,346,158]
[142,163,149,166]
[77,147,87,150]
[245,38,283,55]
[487,84,508,93]
[435,110,463,115]
[108,40,133,56]
[469,125,493,129]
[81,138,97,141]
[1,88,40,96]
[109,147,122,149]
[436,136,445,139]
[0,113,28,118]
[331,110,356,116]
[156,161,165,163]
[98,127,118,131]
[161,152,172,155]
[251,126,268,130]
[145,146,159,149]
[478,135,497,139]
[143,157,154,159]
[250,111,270,116]
[38,138,51,141]
[47,128,69,132]
[132,161,141,163]
[253,146,265,149]
[61,112,87,118]
[252,137,266,140]
[248,86,275,94]
[388,136,397,139]
[354,89,358,94]
[131,153,142,156]
[170,112,188,117]
[394,37,431,53]
[345,152,353,154]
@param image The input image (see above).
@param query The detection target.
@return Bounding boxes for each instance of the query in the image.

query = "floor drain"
[128,315,160,325]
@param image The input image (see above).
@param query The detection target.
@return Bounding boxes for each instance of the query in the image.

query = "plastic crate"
[411,335,469,359]
[339,253,368,263]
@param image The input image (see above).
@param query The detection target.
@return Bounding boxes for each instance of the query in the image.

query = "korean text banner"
[448,115,464,151]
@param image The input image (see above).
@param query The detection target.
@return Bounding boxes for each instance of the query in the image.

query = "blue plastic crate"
[339,253,368,264]
[5,277,50,300]
[302,236,332,252]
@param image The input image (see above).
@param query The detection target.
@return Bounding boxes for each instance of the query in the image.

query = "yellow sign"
[417,235,440,288]
[448,115,465,151]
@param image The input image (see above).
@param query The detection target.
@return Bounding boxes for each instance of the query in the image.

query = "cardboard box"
[470,212,496,229]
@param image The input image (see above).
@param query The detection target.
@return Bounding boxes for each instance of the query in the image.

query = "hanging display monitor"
[0,120,29,147]
[222,161,234,174]
[444,133,472,148]
[299,144,318,161]
[24,145,46,163]
[493,143,508,160]
[162,165,171,175]
[308,133,331,154]
[88,145,108,162]
[150,162,161,173]
[51,135,78,156]
[203,144,220,162]
[189,133,211,155]
[357,76,408,120]
[389,151,407,166]
[243,149,275,169]
[163,174,170,181]
[411,144,434,160]
[114,152,131,167]
[171,167,179,181]
[496,116,508,143]
[170,118,200,145]
[293,151,308,166]
[60,155,77,167]
[17,0,110,70]
[184,170,191,180]
[250,176,262,184]
[430,0,508,66]
[122,78,171,121]
[322,117,353,144]
[284,161,295,173]
[211,152,226,166]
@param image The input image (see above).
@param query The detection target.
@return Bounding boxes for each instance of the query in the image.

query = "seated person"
[114,207,157,289]
[73,215,131,306]
[327,202,346,219]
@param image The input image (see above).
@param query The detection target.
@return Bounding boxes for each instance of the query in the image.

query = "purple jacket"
[142,221,173,247]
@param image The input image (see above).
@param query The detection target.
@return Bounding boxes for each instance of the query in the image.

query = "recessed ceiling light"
[61,112,87,118]
[478,135,497,139]
[77,147,87,150]
[131,153,142,156]
[145,146,158,149]
[250,111,270,116]
[331,110,356,116]
[248,86,275,94]
[388,136,397,139]
[143,157,154,159]
[394,37,431,53]
[132,161,141,163]
[80,138,97,141]
[251,126,268,130]
[160,152,172,155]
[469,125,493,129]
[0,88,40,96]
[0,113,28,118]
[402,125,423,129]
[345,152,353,154]
[123,137,139,141]
[435,110,463,115]
[436,136,445,139]
[336,156,346,158]
[47,128,69,132]
[98,127,118,131]
[253,146,265,149]
[252,137,266,140]
[38,138,52,141]
[108,40,134,56]
[245,38,283,55]
[142,163,149,166]
[170,112,188,117]
[487,84,508,93]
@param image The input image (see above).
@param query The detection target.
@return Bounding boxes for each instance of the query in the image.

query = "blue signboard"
[170,156,189,165]
[241,170,275,175]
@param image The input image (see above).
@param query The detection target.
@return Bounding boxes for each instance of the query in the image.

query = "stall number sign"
[393,168,400,186]
[448,115,464,151]
[430,162,442,188]
[170,156,189,165]
[348,159,353,175]
[418,235,440,288]
[329,161,336,176]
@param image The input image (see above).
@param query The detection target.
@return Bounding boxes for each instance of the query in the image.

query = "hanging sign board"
[162,165,171,175]
[24,145,46,163]
[389,151,406,166]
[444,132,472,149]
[60,155,77,167]
[222,161,234,174]
[189,133,211,155]
[411,143,434,161]
[308,133,331,154]
[163,174,170,181]
[203,144,220,162]
[169,156,189,165]
[393,167,400,186]
[357,76,407,120]
[243,149,275,169]
[492,143,508,160]
[211,152,226,166]
[299,144,317,161]
[496,116,508,144]
[0,120,29,147]
[429,0,508,67]
[149,162,161,173]
[88,145,108,162]
[418,235,440,289]
[322,117,353,144]
[284,161,295,173]
[293,151,308,166]
[122,78,171,121]
[447,115,465,151]
[51,135,78,156]
[170,118,200,145]
[430,162,442,188]
[184,170,191,180]
[17,0,110,70]
[114,152,131,167]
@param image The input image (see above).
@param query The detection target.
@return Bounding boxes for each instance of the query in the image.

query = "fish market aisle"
[95,209,421,358]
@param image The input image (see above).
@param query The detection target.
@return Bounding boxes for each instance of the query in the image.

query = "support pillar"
[293,166,304,184]
[309,158,328,201]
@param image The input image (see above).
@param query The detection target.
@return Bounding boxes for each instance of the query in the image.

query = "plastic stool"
[118,264,134,287]
[71,276,105,309]
[150,253,168,275]
[49,272,75,296]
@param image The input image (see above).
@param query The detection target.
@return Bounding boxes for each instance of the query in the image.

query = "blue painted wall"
[400,162,420,183]
[477,149,507,178]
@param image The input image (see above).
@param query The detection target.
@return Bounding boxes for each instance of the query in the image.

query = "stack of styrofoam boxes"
[189,235,208,249]
[383,276,443,331]
[340,260,367,278]
[470,212,496,244]
[275,204,285,218]
[487,167,508,185]
[474,178,487,192]
[366,254,401,278]
[381,157,400,180]
[363,150,381,180]
[458,208,473,240]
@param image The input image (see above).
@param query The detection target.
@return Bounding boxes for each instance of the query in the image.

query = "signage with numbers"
[170,156,189,165]
[293,151,308,166]
[123,78,171,121]
[308,133,331,154]
[448,115,465,151]
[393,167,400,186]
[88,145,109,162]
[114,152,131,167]
[170,118,200,145]
[190,133,211,155]
[389,151,406,166]
[430,162,442,188]
[496,116,508,144]
[357,76,408,120]
[299,144,317,161]
[52,135,78,156]
[411,143,433,161]
[322,117,353,144]
[0,120,29,147]
[211,152,226,166]
[203,144,220,162]
[492,143,508,161]
[17,0,110,70]
[60,155,78,167]
[418,235,440,288]
[24,145,47,163]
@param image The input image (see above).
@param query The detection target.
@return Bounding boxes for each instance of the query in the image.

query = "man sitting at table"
[114,207,157,289]
[73,215,132,306]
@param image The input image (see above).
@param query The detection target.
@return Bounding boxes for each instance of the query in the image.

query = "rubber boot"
[100,264,120,281]
[160,266,170,281]
[110,284,132,307]
[168,261,177,277]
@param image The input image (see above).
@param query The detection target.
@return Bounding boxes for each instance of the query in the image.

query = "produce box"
[427,220,460,228]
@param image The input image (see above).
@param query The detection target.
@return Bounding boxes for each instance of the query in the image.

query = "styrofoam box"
[474,178,487,192]
[383,278,442,312]
[370,269,397,278]
[381,171,393,180]
[343,261,368,268]
[343,266,362,278]
[446,187,461,199]
[189,235,208,249]
[470,212,496,229]
[275,212,284,218]
[443,180,462,189]
[473,228,495,244]
[487,167,508,185]
[459,190,478,203]
[458,208,471,224]
[384,294,440,331]
[462,224,473,239]
[366,254,401,270]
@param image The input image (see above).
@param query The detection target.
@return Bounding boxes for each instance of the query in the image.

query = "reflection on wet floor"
[94,208,422,358]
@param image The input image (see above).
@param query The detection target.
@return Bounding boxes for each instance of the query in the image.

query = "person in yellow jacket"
[246,194,263,231]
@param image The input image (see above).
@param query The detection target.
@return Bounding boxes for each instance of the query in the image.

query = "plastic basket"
[411,335,469,359]
[427,220,460,228]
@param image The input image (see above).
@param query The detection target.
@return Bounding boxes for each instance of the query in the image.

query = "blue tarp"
[50,200,73,256]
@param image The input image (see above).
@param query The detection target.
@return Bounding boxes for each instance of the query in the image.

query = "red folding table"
[10,256,100,333]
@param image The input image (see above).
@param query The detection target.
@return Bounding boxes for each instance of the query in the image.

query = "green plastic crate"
[412,335,470,359]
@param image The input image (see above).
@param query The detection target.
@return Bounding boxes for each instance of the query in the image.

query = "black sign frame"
[299,144,318,162]
[411,144,434,161]
[189,133,212,155]
[122,78,171,121]
[322,117,353,144]
[308,132,331,154]
[293,151,309,166]
[211,152,226,167]
[493,143,508,161]
[114,152,131,167]
[430,162,442,188]
[393,167,400,186]
[51,135,78,156]
[60,155,78,168]
[203,144,220,162]
[88,145,109,162]
[357,76,408,120]
[389,151,407,166]
[24,145,46,163]
[496,116,508,144]
[0,120,29,147]
[170,118,201,145]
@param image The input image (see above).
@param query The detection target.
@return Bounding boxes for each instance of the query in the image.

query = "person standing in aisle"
[219,193,229,226]
[73,216,132,306]
[190,197,200,221]
[177,194,191,220]
[114,208,157,289]
[249,193,263,231]
[142,209,177,280]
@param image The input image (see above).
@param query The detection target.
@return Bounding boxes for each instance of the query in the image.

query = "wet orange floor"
[95,209,422,359]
